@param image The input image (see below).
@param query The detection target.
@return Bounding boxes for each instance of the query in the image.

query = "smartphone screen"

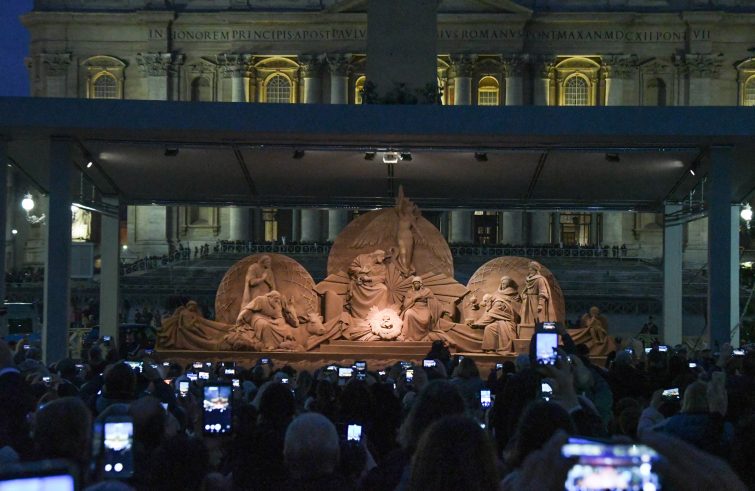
[689,362,697,368]
[0,473,75,491]
[203,385,233,435]
[103,418,134,478]
[423,359,436,368]
[535,332,559,365]
[346,424,362,442]
[198,371,210,380]
[644,347,652,354]
[224,368,236,376]
[232,378,240,388]
[562,438,660,491]
[542,322,557,331]
[495,363,503,370]
[658,345,669,352]
[192,362,203,369]
[355,361,367,372]
[480,389,492,408]
[541,381,553,401]
[125,361,142,374]
[186,372,198,382]
[405,369,414,383]
[338,367,353,379]
[260,358,270,365]
[179,380,189,397]
[662,387,680,401]
[733,349,745,356]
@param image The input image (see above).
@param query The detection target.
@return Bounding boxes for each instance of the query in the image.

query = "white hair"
[284,412,340,479]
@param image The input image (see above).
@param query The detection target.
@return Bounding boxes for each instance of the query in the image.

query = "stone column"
[40,53,72,98]
[229,206,250,241]
[502,54,526,105]
[552,212,562,244]
[327,209,349,242]
[168,54,185,101]
[449,210,472,244]
[533,57,554,106]
[291,209,301,242]
[217,53,252,102]
[137,52,175,100]
[327,54,351,104]
[165,206,178,252]
[530,212,550,244]
[590,212,599,244]
[663,205,683,346]
[99,197,120,340]
[603,55,637,106]
[300,55,322,104]
[602,211,624,246]
[707,147,735,347]
[300,209,322,242]
[44,138,73,363]
[685,53,724,106]
[501,211,524,245]
[0,140,6,307]
[451,55,475,105]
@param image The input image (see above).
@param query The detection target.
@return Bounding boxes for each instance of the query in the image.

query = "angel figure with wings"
[350,186,451,278]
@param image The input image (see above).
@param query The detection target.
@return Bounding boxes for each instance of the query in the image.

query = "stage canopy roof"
[1,97,754,211]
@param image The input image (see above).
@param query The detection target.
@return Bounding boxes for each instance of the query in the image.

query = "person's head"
[408,416,499,491]
[371,249,386,263]
[128,396,167,452]
[56,359,77,381]
[499,275,515,290]
[411,276,423,290]
[259,382,296,428]
[284,413,340,480]
[681,380,709,413]
[589,306,600,317]
[259,255,272,268]
[454,357,480,380]
[528,261,541,275]
[399,380,465,451]
[507,400,575,468]
[185,301,199,313]
[103,362,137,400]
[33,397,92,467]
[149,434,209,491]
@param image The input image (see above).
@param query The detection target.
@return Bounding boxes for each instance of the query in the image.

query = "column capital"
[137,52,175,77]
[532,55,556,80]
[326,53,352,76]
[501,53,529,77]
[215,53,253,77]
[682,53,724,78]
[449,54,477,78]
[40,52,72,76]
[601,54,638,80]
[299,54,324,78]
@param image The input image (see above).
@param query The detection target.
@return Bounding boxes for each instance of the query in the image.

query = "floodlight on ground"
[383,152,400,164]
[741,203,753,226]
[21,193,34,212]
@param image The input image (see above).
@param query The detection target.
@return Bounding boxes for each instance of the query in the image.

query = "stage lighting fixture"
[86,161,93,168]
[293,150,305,159]
[383,152,400,164]
[400,152,412,162]
[474,152,488,162]
[364,152,376,161]
[605,153,620,162]
[164,147,179,157]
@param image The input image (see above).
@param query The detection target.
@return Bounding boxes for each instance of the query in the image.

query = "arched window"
[745,76,755,107]
[563,75,589,106]
[354,76,366,104]
[644,78,667,106]
[93,73,117,99]
[477,76,499,106]
[265,74,292,103]
[190,77,212,102]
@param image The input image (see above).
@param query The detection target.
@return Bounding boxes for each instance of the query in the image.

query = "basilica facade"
[12,0,755,269]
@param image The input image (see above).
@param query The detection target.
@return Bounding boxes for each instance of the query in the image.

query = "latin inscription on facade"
[149,27,712,43]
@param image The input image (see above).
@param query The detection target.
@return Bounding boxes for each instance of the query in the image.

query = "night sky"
[0,0,33,97]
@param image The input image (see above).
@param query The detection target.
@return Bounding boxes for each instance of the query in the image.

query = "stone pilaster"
[679,53,724,106]
[502,54,528,105]
[299,54,323,103]
[532,56,555,106]
[40,52,72,98]
[216,53,253,102]
[137,52,175,100]
[327,53,352,104]
[602,54,638,106]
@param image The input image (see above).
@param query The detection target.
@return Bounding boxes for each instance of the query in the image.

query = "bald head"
[284,413,340,479]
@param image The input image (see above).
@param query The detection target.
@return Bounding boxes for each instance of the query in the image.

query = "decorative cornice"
[136,52,175,77]
[501,53,529,77]
[215,53,253,78]
[299,54,324,78]
[40,52,72,76]
[601,54,638,79]
[450,55,477,78]
[684,53,724,78]
[326,53,352,76]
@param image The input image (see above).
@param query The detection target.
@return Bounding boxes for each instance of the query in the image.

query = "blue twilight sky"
[0,0,33,96]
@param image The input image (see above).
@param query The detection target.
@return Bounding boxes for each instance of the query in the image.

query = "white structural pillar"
[533,58,553,106]
[451,55,474,105]
[530,212,550,244]
[707,146,736,348]
[449,210,472,244]
[99,196,120,342]
[217,53,251,103]
[300,55,322,104]
[301,209,322,242]
[43,138,73,363]
[730,205,741,347]
[328,54,350,104]
[229,206,250,241]
[327,209,349,242]
[501,211,524,245]
[503,55,525,105]
[663,204,683,346]
[602,211,624,246]
[137,52,173,101]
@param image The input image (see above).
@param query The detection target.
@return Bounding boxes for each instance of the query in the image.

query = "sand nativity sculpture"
[157,188,611,355]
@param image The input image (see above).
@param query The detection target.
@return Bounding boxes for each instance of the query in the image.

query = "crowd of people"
[1,327,753,490]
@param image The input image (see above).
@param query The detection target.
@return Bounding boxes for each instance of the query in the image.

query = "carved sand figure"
[346,249,392,320]
[240,255,276,308]
[468,276,519,353]
[519,261,557,327]
[400,276,442,341]
[157,300,232,351]
[570,305,617,355]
